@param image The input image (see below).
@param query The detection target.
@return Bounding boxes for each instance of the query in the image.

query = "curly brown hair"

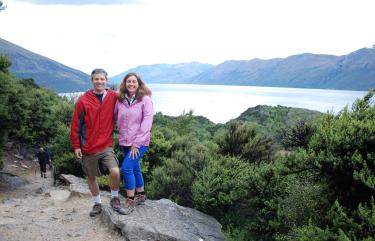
[117,72,152,101]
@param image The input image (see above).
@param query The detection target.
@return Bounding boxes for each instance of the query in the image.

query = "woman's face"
[125,75,139,96]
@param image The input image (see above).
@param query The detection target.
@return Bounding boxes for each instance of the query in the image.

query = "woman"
[114,72,153,214]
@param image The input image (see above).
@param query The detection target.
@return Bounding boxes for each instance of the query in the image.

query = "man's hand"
[74,148,83,161]
[129,146,140,159]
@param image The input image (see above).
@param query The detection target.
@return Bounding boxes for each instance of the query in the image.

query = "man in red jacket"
[70,68,122,217]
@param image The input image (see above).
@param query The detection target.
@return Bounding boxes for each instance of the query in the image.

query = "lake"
[62,84,368,124]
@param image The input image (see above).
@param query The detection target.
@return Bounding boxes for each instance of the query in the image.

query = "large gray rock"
[59,174,225,241]
[0,171,28,188]
[60,174,91,197]
[101,199,225,241]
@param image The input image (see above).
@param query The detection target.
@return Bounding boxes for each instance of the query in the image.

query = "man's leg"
[40,163,47,178]
[82,152,103,217]
[87,175,100,196]
[108,167,120,192]
[108,167,122,211]
[99,148,121,212]
[87,175,102,217]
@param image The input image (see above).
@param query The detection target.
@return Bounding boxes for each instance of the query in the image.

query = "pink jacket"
[114,95,153,148]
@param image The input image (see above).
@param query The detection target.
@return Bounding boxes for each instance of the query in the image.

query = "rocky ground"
[0,149,124,241]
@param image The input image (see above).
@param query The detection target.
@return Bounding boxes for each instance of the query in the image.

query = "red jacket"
[70,90,117,155]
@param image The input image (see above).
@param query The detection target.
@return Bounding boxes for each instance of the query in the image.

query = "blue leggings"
[121,146,148,190]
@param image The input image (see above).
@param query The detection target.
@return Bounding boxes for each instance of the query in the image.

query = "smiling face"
[125,75,139,96]
[91,73,107,94]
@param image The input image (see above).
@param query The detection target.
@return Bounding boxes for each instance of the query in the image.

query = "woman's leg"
[134,146,148,191]
[121,147,136,197]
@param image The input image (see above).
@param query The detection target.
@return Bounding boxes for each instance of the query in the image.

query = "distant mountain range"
[0,38,90,92]
[110,62,213,84]
[1,37,374,92]
[188,48,375,90]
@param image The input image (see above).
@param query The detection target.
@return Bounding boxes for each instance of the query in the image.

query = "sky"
[1,0,375,77]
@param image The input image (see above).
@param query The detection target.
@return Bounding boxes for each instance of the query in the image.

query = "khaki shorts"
[82,147,119,177]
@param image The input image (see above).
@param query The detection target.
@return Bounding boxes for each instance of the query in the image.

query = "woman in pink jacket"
[114,72,153,214]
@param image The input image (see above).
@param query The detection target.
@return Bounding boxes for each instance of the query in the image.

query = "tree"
[215,121,274,164]
[280,89,375,240]
[309,89,375,208]
[0,54,11,72]
[147,137,213,206]
[279,120,316,150]
[192,155,287,240]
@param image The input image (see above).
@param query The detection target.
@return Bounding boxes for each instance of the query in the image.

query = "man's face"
[91,73,107,93]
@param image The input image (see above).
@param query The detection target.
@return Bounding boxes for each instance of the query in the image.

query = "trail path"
[0,154,123,241]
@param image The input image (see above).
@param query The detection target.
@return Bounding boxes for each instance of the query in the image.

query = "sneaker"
[134,194,146,205]
[117,198,135,215]
[89,203,102,217]
[110,197,121,212]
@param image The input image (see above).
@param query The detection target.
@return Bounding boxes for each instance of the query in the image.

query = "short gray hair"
[91,68,108,80]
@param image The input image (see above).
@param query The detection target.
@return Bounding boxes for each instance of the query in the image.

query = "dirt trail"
[0,153,123,241]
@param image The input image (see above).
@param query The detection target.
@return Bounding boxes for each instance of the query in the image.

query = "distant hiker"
[35,147,50,178]
[114,72,153,214]
[70,68,121,217]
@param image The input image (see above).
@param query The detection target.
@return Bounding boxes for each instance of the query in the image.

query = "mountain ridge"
[0,38,90,93]
[187,48,375,90]
[109,62,213,84]
[1,37,374,92]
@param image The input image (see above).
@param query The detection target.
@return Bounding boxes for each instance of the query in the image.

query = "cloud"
[12,0,138,5]
[2,0,375,76]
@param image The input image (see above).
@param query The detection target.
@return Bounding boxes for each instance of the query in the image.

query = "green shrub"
[279,120,316,150]
[215,121,274,164]
[53,152,83,177]
[309,90,375,207]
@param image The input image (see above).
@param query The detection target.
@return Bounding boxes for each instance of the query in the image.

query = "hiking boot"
[117,198,135,215]
[110,197,121,212]
[134,193,146,205]
[89,203,102,217]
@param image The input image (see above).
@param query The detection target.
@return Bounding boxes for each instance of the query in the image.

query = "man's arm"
[70,100,84,159]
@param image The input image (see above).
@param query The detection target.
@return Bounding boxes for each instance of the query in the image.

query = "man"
[70,68,121,217]
[35,147,50,178]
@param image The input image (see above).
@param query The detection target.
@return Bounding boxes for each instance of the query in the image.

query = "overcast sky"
[1,0,375,76]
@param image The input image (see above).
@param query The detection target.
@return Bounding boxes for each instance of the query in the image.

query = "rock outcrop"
[60,174,225,241]
[0,171,28,188]
[60,174,91,197]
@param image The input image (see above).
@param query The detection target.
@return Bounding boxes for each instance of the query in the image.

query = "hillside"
[235,105,322,141]
[2,37,374,92]
[111,46,375,91]
[0,38,90,93]
[188,47,375,90]
[110,62,213,84]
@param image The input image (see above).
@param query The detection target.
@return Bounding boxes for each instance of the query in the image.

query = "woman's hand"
[130,146,140,159]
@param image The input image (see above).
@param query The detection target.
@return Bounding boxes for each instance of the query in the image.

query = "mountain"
[187,47,375,90]
[0,38,90,93]
[2,37,374,92]
[110,62,213,84]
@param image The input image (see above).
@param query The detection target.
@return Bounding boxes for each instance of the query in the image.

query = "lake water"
[62,84,367,124]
